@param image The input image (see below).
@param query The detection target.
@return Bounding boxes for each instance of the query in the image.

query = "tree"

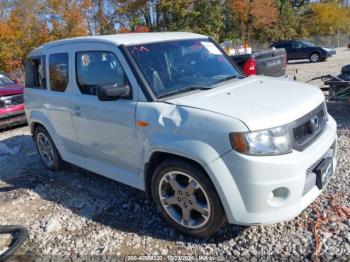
[274,0,299,40]
[46,0,89,39]
[220,1,240,41]
[0,0,50,72]
[95,0,116,34]
[112,0,153,31]
[114,0,223,39]
[228,0,278,42]
[190,0,223,39]
[304,1,350,35]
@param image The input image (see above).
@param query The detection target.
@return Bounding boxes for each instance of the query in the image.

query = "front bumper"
[327,50,336,57]
[207,116,337,225]
[0,105,27,129]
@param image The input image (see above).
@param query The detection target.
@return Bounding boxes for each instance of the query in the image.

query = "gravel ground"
[0,50,350,261]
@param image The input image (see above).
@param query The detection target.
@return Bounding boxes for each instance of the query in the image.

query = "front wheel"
[151,158,226,237]
[310,53,320,63]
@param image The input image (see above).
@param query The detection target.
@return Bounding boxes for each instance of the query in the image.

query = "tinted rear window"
[25,56,46,89]
[272,42,287,48]
[49,53,69,92]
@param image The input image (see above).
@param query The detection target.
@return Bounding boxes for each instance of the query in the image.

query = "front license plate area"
[315,157,333,189]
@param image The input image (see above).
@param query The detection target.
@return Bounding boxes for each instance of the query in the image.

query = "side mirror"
[96,84,131,101]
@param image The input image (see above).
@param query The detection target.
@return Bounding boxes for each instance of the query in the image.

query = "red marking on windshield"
[140,46,149,52]
[191,41,202,51]
[131,46,150,55]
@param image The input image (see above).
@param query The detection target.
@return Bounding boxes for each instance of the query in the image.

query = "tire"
[34,126,65,171]
[309,52,320,63]
[151,158,226,237]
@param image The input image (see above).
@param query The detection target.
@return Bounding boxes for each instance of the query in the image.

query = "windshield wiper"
[214,75,238,85]
[158,86,212,98]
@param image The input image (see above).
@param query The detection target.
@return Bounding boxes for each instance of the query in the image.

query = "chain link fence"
[307,34,350,48]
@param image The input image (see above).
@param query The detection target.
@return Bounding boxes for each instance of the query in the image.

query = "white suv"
[24,32,337,236]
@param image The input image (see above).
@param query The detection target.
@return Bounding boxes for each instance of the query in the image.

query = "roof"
[29,32,208,56]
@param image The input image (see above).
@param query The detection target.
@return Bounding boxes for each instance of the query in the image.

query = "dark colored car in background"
[270,40,336,63]
[0,72,26,129]
[231,48,287,77]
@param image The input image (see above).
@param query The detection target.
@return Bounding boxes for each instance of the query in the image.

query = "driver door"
[69,43,139,173]
[291,41,308,59]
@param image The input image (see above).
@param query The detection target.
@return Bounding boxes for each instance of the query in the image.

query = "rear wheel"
[310,52,320,63]
[34,126,65,171]
[151,158,226,237]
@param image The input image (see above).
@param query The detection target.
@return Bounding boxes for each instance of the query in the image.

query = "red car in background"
[0,72,26,129]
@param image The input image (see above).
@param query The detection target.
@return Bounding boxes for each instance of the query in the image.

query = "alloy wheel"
[36,132,54,167]
[158,171,211,229]
[310,53,319,62]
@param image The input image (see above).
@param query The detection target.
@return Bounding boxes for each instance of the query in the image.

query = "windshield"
[301,40,316,47]
[127,39,241,98]
[0,73,14,86]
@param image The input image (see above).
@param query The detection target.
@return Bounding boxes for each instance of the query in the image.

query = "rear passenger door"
[44,47,81,154]
[69,43,139,173]
[282,42,294,60]
[291,41,308,60]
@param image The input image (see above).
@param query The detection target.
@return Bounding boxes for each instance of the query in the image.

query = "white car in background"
[24,32,337,236]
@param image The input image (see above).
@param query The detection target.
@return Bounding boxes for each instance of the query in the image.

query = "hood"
[322,46,335,52]
[0,83,24,96]
[168,76,325,131]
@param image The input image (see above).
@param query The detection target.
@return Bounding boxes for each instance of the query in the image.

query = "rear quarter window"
[25,56,46,89]
[272,43,285,48]
[49,53,69,92]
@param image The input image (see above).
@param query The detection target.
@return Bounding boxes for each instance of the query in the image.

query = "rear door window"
[76,51,128,96]
[49,53,69,92]
[291,41,307,49]
[283,42,292,49]
[25,56,46,89]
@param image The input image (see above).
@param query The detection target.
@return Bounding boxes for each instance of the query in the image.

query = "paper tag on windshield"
[201,42,222,55]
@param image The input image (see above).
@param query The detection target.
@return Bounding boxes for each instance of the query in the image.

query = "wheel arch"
[144,151,209,199]
[309,50,321,58]
[28,111,64,156]
[30,121,45,135]
[143,151,228,218]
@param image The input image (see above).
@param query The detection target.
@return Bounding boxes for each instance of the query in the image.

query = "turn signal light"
[230,133,248,153]
[136,121,149,127]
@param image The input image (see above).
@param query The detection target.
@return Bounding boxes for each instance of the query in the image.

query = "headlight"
[230,126,292,156]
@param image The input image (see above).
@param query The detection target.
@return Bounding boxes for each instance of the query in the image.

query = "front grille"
[0,94,24,109]
[293,122,310,142]
[290,103,327,151]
